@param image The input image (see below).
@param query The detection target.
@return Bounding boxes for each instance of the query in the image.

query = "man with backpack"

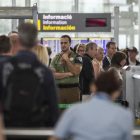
[0,23,59,128]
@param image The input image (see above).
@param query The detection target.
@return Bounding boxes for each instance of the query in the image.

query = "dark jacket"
[0,51,59,127]
[126,58,140,65]
[0,55,11,61]
[103,55,110,70]
[79,54,94,95]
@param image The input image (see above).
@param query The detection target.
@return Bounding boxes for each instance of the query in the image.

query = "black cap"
[127,46,138,53]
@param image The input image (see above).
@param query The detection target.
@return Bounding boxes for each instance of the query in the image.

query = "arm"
[0,115,5,140]
[65,59,82,76]
[92,61,100,79]
[51,68,73,79]
[62,53,82,76]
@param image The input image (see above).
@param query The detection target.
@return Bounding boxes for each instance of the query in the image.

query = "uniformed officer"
[50,35,82,110]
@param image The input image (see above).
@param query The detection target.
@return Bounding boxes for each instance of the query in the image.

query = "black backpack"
[2,57,45,127]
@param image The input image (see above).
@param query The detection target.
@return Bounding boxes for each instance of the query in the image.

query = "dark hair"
[18,23,38,48]
[70,47,74,52]
[95,69,120,95]
[8,31,18,36]
[0,35,11,53]
[121,49,128,58]
[60,35,71,43]
[73,44,79,53]
[46,47,52,56]
[111,51,127,68]
[106,41,116,49]
[85,42,97,52]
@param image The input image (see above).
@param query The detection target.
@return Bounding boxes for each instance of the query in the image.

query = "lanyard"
[61,51,72,72]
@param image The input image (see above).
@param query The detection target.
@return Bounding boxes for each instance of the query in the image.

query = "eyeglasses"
[78,50,84,52]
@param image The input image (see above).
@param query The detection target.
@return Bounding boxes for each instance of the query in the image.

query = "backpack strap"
[8,57,40,70]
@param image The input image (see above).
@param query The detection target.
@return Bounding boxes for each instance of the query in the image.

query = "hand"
[66,72,74,77]
[62,53,69,61]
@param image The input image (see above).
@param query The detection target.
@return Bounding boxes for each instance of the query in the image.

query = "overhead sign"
[38,13,111,32]
[0,7,33,19]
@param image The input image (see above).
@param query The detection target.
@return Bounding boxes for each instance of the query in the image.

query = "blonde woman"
[92,47,104,79]
[76,43,86,56]
[34,44,49,66]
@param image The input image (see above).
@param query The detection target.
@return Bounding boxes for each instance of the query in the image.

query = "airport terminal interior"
[0,0,140,140]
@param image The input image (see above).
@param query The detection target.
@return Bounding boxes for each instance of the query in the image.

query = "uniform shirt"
[50,51,82,84]
[54,92,133,140]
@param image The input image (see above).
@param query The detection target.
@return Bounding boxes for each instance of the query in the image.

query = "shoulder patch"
[76,56,82,62]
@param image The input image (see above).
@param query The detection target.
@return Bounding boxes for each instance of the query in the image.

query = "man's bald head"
[9,34,20,55]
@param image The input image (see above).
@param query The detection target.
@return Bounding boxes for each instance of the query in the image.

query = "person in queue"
[8,31,18,37]
[126,46,140,66]
[50,70,133,140]
[79,42,97,100]
[0,23,59,129]
[34,44,49,66]
[108,51,127,99]
[103,41,117,70]
[92,47,104,79]
[76,43,86,56]
[50,35,82,112]
[0,35,12,61]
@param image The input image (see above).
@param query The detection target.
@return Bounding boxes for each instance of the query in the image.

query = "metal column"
[19,19,25,25]
[75,0,78,37]
[25,0,31,23]
[114,6,119,46]
[32,4,38,27]
[12,0,17,31]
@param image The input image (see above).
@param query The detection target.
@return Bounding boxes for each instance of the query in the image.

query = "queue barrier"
[3,129,140,139]
[59,103,121,108]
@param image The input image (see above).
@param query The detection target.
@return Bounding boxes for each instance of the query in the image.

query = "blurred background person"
[79,42,97,100]
[76,43,86,56]
[126,46,140,66]
[108,51,127,99]
[0,35,12,61]
[46,46,52,66]
[92,47,104,79]
[103,41,117,70]
[50,70,133,140]
[34,44,49,66]
[8,31,18,37]
[9,33,20,55]
[73,44,79,53]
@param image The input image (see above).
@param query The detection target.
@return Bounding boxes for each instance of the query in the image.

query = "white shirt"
[129,59,136,66]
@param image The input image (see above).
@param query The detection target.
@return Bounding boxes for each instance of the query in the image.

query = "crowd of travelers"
[0,23,137,140]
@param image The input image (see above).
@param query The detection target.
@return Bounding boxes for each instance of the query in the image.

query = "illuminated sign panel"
[0,7,32,19]
[85,18,107,27]
[38,13,111,32]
